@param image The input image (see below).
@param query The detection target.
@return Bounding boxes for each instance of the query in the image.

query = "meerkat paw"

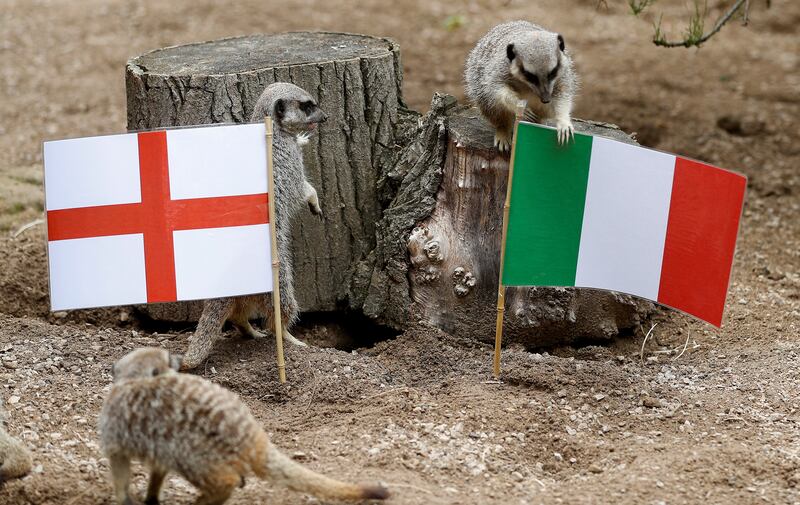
[296,132,312,147]
[556,118,575,145]
[303,181,322,218]
[523,109,539,123]
[308,200,323,218]
[234,320,266,340]
[494,130,512,152]
[283,330,308,347]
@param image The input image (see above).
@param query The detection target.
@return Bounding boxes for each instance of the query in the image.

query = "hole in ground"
[292,311,400,351]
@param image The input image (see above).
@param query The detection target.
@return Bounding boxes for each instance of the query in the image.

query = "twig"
[12,218,44,238]
[673,330,691,361]
[654,0,749,47]
[640,323,658,363]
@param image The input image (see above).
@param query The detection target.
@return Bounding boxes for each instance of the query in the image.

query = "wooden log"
[126,35,651,347]
[363,96,653,346]
[126,32,403,321]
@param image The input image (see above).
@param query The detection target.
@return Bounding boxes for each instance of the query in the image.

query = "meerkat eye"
[301,101,315,114]
[151,368,160,377]
[522,69,540,87]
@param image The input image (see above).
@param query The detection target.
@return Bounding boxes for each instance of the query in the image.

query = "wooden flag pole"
[264,116,287,383]
[493,100,528,378]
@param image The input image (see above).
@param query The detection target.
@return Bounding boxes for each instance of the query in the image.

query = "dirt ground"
[1,0,799,503]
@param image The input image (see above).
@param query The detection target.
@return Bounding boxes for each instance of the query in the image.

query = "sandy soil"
[1,0,799,503]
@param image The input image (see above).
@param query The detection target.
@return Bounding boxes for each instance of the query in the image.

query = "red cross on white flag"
[43,123,273,311]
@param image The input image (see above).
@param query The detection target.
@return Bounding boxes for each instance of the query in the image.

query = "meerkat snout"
[506,34,563,105]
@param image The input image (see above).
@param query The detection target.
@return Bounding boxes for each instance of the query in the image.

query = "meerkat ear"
[169,353,183,371]
[274,99,286,120]
[557,34,565,52]
[506,43,516,62]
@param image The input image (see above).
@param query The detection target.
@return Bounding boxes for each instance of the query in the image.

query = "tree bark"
[398,104,653,346]
[126,33,652,346]
[126,32,402,321]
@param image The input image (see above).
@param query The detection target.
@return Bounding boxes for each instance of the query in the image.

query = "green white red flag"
[503,122,746,327]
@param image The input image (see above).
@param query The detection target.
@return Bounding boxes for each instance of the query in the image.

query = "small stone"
[7,395,20,404]
[642,397,663,408]
[553,452,563,461]
[511,471,524,481]
[557,389,567,398]
[589,463,603,473]
[594,394,606,402]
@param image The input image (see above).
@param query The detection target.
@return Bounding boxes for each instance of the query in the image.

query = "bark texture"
[400,104,654,346]
[127,33,652,346]
[126,33,402,321]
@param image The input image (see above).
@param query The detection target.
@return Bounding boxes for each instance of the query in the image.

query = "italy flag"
[503,122,747,327]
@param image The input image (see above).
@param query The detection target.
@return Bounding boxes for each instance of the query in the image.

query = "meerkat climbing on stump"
[182,83,327,370]
[465,20,578,150]
[99,348,389,505]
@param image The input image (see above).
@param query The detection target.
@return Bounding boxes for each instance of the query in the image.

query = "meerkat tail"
[263,442,388,501]
[182,298,234,370]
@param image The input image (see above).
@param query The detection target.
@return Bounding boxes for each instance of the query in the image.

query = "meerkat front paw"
[296,132,312,147]
[303,181,322,218]
[556,118,575,145]
[494,130,512,152]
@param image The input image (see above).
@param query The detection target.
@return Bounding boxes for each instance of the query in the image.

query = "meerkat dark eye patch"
[548,62,560,80]
[300,101,316,114]
[522,69,540,87]
[557,34,565,52]
[274,99,286,119]
[506,43,516,62]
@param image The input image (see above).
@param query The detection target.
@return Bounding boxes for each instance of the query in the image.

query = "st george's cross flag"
[503,122,746,327]
[44,123,273,311]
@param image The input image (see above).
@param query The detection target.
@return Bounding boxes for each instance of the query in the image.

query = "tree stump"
[126,33,402,321]
[400,103,653,346]
[126,34,652,346]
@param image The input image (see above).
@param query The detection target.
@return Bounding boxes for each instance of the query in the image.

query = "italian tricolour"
[503,122,746,327]
[44,123,272,311]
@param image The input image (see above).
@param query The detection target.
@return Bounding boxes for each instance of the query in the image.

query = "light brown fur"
[0,399,32,483]
[99,348,388,505]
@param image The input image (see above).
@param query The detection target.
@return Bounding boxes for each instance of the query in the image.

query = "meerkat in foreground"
[99,348,388,505]
[465,20,578,150]
[182,83,327,370]
[0,399,33,483]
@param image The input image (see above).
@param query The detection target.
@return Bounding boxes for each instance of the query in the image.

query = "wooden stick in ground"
[265,116,286,383]
[493,100,528,378]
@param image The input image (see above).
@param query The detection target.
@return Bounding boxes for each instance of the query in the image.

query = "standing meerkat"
[99,348,389,505]
[465,20,578,150]
[182,83,327,370]
[0,399,32,483]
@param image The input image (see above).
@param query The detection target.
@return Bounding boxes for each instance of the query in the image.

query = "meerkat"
[0,398,33,483]
[99,348,388,505]
[465,20,578,150]
[182,83,327,370]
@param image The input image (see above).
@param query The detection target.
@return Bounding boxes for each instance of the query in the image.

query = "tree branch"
[653,0,748,48]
